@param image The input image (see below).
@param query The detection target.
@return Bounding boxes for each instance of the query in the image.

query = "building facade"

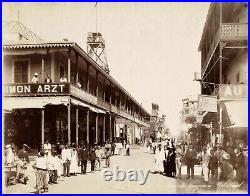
[147,103,168,141]
[3,21,150,150]
[198,2,248,148]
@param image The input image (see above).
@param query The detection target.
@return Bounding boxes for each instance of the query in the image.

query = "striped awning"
[3,97,69,110]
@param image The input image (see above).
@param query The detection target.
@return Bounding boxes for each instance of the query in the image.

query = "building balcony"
[3,82,149,126]
[221,23,248,41]
[201,23,248,77]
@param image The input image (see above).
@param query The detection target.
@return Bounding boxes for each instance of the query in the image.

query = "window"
[236,72,240,83]
[14,60,28,83]
[59,64,65,79]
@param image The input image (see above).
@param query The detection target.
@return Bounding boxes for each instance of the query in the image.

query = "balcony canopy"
[3,96,69,111]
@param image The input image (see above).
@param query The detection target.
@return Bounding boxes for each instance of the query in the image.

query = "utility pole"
[219,2,223,144]
[18,10,20,22]
[219,107,223,144]
[95,2,98,33]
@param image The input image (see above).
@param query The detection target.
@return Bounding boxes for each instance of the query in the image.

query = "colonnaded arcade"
[3,39,150,150]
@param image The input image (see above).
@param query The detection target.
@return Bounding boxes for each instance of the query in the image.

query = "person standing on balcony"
[44,74,52,83]
[31,73,39,83]
[60,76,67,83]
[77,81,82,88]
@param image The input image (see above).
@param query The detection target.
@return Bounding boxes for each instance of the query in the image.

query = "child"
[105,147,112,167]
[126,142,130,156]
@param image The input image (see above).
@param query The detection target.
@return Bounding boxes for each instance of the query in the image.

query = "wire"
[202,55,221,82]
[201,81,220,86]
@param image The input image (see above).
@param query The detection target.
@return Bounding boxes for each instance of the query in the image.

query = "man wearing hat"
[184,144,197,179]
[17,144,30,163]
[31,73,39,83]
[44,74,52,83]
[16,144,30,183]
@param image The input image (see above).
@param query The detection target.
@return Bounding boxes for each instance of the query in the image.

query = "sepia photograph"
[2,2,248,194]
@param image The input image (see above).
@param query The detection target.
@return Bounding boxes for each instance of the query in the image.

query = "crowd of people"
[4,137,247,193]
[145,138,248,190]
[4,140,131,194]
[176,143,248,189]
[145,138,177,178]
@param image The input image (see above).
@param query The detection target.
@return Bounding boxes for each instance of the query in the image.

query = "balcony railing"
[3,82,150,126]
[221,23,248,41]
[202,23,248,76]
[97,98,110,111]
[70,85,97,105]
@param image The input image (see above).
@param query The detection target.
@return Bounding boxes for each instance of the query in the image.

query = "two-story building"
[198,2,248,147]
[3,21,150,150]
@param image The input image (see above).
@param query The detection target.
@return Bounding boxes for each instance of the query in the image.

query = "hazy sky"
[3,2,210,135]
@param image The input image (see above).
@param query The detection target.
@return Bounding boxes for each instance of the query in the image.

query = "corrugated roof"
[3,41,75,49]
[3,41,150,116]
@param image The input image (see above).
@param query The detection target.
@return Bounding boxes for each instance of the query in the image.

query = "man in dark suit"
[184,144,197,179]
[79,144,89,175]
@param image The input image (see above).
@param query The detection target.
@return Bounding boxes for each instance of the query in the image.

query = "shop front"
[3,90,111,151]
[219,84,248,149]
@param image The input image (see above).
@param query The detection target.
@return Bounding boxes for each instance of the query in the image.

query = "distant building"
[147,103,168,141]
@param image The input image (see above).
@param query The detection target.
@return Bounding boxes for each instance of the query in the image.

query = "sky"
[3,2,210,136]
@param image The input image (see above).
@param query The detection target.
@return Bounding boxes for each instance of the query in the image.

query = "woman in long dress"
[70,148,78,175]
[154,144,165,174]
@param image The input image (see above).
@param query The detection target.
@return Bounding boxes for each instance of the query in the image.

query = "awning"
[70,98,106,114]
[89,105,106,114]
[3,97,69,110]
[70,98,89,108]
[222,100,248,128]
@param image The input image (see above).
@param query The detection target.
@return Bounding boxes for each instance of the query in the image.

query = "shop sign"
[4,83,70,96]
[198,95,217,113]
[219,84,247,100]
